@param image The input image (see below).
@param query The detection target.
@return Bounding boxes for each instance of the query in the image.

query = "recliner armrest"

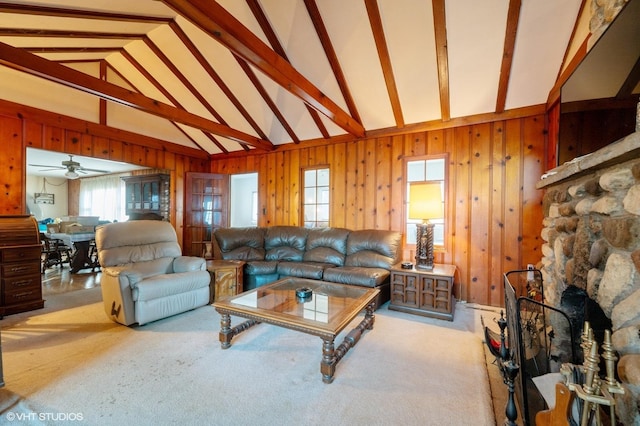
[101,265,143,291]
[173,256,206,273]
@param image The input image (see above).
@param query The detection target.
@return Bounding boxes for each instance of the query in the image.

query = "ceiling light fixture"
[65,170,79,179]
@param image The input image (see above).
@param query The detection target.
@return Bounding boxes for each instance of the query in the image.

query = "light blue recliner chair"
[95,220,210,326]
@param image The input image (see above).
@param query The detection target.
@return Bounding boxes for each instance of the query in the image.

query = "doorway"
[230,173,258,227]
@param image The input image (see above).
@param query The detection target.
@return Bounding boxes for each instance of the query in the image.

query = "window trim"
[404,153,449,253]
[301,165,330,228]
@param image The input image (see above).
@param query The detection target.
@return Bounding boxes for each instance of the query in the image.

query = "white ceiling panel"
[446,0,508,118]
[506,0,582,110]
[0,0,633,156]
[318,0,395,130]
[379,0,441,124]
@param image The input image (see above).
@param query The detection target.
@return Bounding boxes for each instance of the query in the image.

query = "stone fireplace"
[537,129,640,424]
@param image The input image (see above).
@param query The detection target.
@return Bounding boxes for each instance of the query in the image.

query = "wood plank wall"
[0,97,546,307]
[211,115,546,307]
[0,101,209,247]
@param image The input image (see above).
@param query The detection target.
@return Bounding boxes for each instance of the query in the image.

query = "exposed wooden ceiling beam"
[365,0,404,128]
[0,28,144,39]
[496,0,521,113]
[99,59,107,125]
[23,47,122,53]
[169,21,268,142]
[107,60,215,152]
[233,55,300,144]
[547,0,589,108]
[246,0,327,140]
[432,0,450,121]
[304,0,361,125]
[616,55,640,99]
[0,40,274,150]
[162,0,365,138]
[0,3,171,24]
[0,98,209,159]
[121,48,225,154]
[546,37,589,107]
[143,37,224,124]
[144,36,251,152]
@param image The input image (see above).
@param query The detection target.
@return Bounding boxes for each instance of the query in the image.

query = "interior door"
[184,172,229,257]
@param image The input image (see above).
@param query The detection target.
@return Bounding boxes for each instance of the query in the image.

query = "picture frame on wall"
[34,193,55,204]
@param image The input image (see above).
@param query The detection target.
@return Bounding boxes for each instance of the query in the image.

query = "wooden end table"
[389,263,457,321]
[206,260,244,304]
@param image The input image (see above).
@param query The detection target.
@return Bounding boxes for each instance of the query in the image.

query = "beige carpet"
[0,288,497,425]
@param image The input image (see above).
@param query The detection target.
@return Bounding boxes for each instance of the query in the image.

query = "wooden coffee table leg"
[364,302,375,329]
[218,311,261,349]
[321,338,336,383]
[219,313,233,349]
[319,302,377,383]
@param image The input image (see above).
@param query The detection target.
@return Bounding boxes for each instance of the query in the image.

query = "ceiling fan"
[29,154,110,179]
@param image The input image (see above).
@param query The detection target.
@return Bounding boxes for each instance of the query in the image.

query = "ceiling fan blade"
[78,167,110,173]
[29,163,65,170]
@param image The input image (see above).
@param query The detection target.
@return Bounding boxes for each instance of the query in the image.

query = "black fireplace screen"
[504,269,579,425]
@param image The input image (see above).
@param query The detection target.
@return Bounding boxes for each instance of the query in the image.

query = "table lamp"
[409,182,443,270]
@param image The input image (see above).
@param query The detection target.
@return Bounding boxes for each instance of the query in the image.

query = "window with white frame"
[406,156,446,246]
[303,167,330,228]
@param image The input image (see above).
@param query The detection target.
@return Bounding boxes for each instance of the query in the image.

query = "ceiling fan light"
[65,170,79,179]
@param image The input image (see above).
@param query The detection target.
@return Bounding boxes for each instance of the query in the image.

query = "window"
[406,156,446,246]
[303,167,330,228]
[79,173,128,222]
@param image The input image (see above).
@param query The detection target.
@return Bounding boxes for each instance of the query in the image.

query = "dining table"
[47,232,97,273]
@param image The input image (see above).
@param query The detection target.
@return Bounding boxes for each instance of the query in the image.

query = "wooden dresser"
[0,215,44,317]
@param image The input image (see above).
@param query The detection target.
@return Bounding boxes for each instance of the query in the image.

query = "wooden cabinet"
[0,215,44,317]
[389,264,456,321]
[121,174,170,220]
[206,260,244,304]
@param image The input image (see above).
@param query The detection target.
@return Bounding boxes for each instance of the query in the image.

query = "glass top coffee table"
[213,277,379,383]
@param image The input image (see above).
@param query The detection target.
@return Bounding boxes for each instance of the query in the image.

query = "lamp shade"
[408,182,443,220]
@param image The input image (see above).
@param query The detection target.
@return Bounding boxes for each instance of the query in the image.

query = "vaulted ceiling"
[0,0,606,158]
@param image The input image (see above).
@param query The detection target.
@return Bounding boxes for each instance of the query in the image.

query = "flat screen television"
[557,0,639,165]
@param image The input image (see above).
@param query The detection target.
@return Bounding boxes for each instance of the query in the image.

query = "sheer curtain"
[79,173,129,222]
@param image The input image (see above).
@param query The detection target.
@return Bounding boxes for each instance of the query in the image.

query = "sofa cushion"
[132,270,210,301]
[345,229,401,269]
[322,266,390,287]
[244,260,278,275]
[265,226,308,261]
[277,261,328,280]
[215,227,265,261]
[303,227,349,266]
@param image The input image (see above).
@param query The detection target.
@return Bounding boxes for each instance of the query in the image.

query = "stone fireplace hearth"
[537,130,640,424]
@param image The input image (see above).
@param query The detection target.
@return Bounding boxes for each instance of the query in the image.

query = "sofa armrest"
[173,256,206,273]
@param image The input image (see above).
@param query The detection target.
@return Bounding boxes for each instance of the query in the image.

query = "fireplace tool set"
[487,269,626,425]
[536,322,625,426]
